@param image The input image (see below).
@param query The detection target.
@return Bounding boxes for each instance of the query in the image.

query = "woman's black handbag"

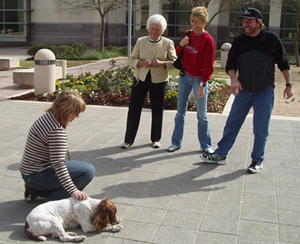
[173,30,192,70]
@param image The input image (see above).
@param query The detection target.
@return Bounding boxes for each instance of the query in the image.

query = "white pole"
[127,0,132,64]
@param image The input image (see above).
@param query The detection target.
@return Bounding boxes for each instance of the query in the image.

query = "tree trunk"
[100,15,106,51]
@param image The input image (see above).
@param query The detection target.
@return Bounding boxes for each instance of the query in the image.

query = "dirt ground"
[270,65,300,117]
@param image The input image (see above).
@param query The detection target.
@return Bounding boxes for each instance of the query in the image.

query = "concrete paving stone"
[238,236,279,244]
[275,168,300,187]
[153,225,198,244]
[169,194,208,214]
[195,231,238,244]
[200,214,240,235]
[212,169,246,193]
[279,224,300,243]
[277,196,300,211]
[158,161,193,176]
[276,185,300,199]
[244,173,276,195]
[161,209,202,229]
[274,158,300,169]
[0,175,23,190]
[278,209,300,225]
[114,220,159,243]
[239,220,279,240]
[205,191,243,219]
[136,194,176,209]
[126,205,167,225]
[241,206,278,224]
[107,237,149,244]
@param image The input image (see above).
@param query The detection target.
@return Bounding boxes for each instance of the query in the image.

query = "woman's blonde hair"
[46,90,86,127]
[191,6,209,24]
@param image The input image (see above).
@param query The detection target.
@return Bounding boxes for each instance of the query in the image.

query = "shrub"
[27,43,87,59]
[27,44,49,56]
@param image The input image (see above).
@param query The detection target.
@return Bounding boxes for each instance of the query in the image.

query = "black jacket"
[226,29,290,93]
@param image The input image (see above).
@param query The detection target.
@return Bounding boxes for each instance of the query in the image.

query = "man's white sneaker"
[203,148,214,154]
[247,161,263,173]
[200,153,227,165]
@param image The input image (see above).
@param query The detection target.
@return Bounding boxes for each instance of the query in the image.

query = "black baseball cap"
[239,8,262,20]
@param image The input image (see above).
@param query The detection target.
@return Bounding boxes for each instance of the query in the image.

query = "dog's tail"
[25,221,47,241]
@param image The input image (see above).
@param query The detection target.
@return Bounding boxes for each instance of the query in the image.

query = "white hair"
[146,14,167,33]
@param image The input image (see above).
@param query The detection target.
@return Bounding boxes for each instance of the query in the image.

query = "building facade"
[0,0,298,53]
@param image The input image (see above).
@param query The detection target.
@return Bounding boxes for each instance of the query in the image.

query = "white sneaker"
[200,153,227,165]
[167,144,180,152]
[203,148,214,154]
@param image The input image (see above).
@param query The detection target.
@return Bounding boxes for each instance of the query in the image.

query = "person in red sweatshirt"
[168,6,216,153]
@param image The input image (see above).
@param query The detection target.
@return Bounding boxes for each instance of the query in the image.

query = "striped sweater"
[19,111,78,195]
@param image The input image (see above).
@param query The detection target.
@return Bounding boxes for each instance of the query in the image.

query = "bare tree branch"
[56,0,128,50]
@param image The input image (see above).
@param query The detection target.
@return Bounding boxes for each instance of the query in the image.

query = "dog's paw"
[74,235,87,242]
[111,224,123,232]
[66,232,78,236]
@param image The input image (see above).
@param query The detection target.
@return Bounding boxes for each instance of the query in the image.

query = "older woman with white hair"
[121,14,177,149]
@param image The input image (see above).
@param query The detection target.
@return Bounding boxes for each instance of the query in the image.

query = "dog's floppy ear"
[92,198,110,232]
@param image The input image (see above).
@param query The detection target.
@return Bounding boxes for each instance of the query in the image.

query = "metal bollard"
[34,49,56,96]
[220,42,232,69]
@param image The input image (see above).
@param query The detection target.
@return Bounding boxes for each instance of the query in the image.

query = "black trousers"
[124,72,167,144]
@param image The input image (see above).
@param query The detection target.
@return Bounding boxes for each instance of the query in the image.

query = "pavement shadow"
[70,145,246,200]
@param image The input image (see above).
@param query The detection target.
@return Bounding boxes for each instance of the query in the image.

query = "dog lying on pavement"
[25,197,122,242]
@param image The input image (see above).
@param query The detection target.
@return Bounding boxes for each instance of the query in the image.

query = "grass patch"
[19,60,97,69]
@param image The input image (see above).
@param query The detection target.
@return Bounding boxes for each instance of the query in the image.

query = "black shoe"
[153,142,161,148]
[247,161,263,174]
[200,153,227,165]
[24,184,36,202]
[121,143,132,149]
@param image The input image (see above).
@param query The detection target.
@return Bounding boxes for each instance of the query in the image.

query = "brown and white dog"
[25,197,122,242]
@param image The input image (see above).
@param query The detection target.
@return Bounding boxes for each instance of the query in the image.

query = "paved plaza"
[0,48,300,243]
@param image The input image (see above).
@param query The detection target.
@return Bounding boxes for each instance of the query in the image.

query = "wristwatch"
[200,82,206,87]
[286,82,293,87]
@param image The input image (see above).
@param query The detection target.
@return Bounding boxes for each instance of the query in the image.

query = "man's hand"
[230,77,242,96]
[283,87,293,99]
[228,70,242,96]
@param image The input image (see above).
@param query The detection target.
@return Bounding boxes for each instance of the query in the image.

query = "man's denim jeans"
[215,86,274,162]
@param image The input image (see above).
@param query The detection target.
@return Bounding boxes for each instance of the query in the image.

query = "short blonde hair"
[146,14,167,33]
[46,90,86,127]
[191,6,209,24]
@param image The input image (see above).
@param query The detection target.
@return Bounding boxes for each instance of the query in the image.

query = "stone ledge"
[13,67,63,88]
[0,57,20,71]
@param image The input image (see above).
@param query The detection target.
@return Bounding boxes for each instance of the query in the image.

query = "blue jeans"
[171,72,212,149]
[215,86,274,162]
[22,160,95,202]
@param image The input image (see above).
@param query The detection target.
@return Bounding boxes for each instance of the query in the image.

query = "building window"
[0,0,31,42]
[229,2,270,39]
[280,3,297,41]
[131,0,149,36]
[162,1,191,37]
[129,0,192,37]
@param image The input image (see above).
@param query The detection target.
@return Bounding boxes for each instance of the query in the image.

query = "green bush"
[27,44,49,56]
[72,43,87,56]
[27,43,88,59]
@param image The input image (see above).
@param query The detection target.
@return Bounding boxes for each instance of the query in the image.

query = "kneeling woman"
[19,90,95,202]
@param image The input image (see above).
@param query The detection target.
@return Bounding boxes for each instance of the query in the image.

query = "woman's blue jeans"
[171,72,212,149]
[22,160,95,202]
[215,86,274,162]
